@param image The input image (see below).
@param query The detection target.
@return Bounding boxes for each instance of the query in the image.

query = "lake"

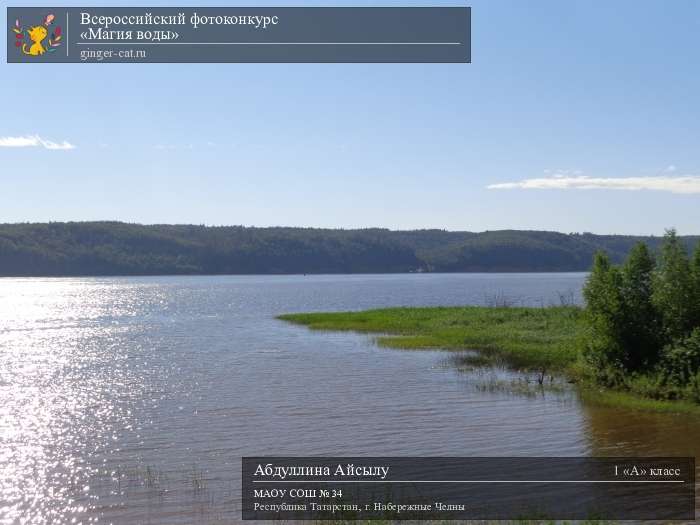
[1,274,698,524]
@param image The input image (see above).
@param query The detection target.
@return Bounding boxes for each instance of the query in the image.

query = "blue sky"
[2,0,699,235]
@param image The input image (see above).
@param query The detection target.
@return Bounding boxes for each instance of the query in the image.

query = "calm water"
[1,274,698,524]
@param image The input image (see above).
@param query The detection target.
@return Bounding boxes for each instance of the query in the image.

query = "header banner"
[7,7,471,63]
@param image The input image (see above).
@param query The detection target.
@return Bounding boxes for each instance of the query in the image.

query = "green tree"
[690,241,700,329]
[583,251,613,314]
[619,243,660,370]
[653,229,694,341]
[583,251,626,381]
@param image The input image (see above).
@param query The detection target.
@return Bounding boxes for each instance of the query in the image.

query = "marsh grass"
[113,464,169,491]
[104,463,217,502]
[449,351,500,369]
[279,306,584,372]
[474,375,570,399]
[190,465,208,493]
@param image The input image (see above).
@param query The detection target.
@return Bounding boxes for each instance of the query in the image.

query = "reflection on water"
[0,274,697,524]
[582,405,700,523]
[584,405,700,457]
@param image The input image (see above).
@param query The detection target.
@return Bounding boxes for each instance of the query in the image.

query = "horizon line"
[0,220,697,237]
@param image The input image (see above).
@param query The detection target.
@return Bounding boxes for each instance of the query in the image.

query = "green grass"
[279,306,584,372]
[579,385,700,414]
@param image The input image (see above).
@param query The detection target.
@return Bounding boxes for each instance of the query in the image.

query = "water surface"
[0,274,698,524]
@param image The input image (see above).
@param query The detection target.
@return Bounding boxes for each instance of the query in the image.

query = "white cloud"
[40,138,76,150]
[0,134,75,150]
[0,136,39,147]
[487,174,700,194]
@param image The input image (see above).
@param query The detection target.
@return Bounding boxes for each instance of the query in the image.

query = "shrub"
[659,328,700,387]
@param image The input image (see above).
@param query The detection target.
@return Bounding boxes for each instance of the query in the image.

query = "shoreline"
[0,271,591,279]
[278,306,700,415]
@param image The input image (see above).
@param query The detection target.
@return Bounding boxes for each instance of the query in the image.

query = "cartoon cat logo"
[12,14,62,57]
[24,24,48,55]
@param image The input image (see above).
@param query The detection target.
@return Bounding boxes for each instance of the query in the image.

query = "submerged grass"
[474,375,570,398]
[279,306,583,372]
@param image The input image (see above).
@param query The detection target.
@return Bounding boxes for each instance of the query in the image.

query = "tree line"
[0,222,698,276]
[583,230,700,401]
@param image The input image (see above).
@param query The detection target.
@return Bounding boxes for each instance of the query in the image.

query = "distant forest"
[0,222,698,276]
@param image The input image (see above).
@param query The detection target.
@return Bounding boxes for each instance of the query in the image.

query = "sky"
[1,0,699,235]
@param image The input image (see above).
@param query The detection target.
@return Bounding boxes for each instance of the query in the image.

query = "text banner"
[7,7,471,63]
[242,456,695,520]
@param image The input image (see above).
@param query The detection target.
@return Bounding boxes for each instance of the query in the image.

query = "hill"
[0,222,697,276]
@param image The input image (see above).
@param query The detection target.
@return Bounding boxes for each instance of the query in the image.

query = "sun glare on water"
[0,279,150,524]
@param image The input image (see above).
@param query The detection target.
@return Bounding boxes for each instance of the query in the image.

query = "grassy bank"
[279,306,583,372]
[278,306,700,414]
